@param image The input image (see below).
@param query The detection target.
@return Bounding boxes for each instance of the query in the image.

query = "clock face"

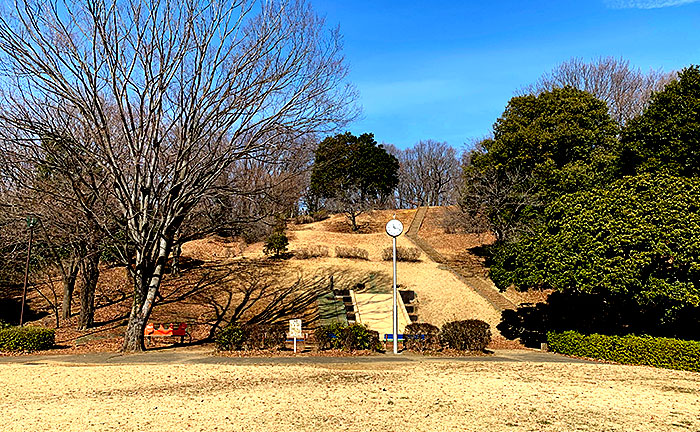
[385,219,404,237]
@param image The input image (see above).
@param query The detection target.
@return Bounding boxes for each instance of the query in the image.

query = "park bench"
[383,333,428,349]
[285,331,310,343]
[144,323,191,345]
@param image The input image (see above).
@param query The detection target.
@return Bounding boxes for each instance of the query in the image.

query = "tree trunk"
[60,261,79,321]
[77,250,100,330]
[172,242,182,276]
[122,238,171,352]
[350,212,358,231]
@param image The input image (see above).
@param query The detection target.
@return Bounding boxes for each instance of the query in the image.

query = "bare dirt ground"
[1,357,698,432]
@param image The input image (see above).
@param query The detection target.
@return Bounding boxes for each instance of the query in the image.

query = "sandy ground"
[1,358,698,431]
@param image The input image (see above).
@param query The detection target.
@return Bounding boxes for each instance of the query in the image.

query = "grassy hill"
[17,207,533,353]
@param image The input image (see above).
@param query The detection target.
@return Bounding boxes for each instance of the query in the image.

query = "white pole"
[294,337,297,353]
[393,236,398,354]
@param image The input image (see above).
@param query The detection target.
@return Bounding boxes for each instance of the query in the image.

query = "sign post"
[385,217,404,354]
[289,319,302,353]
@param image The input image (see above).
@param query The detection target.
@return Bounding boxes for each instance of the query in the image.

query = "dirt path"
[406,206,516,311]
[0,352,697,432]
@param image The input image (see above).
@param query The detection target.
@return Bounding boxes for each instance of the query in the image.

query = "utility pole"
[19,216,38,326]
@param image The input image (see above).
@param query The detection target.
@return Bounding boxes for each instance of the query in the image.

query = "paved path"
[0,349,595,366]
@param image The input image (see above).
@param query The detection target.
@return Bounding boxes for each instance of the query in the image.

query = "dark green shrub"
[215,324,245,351]
[440,319,491,351]
[0,320,11,330]
[0,326,55,352]
[243,324,286,350]
[315,322,346,350]
[381,246,421,262]
[343,323,382,351]
[263,231,289,258]
[314,322,381,351]
[547,331,700,372]
[404,323,440,352]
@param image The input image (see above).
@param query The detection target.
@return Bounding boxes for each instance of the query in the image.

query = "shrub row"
[0,326,55,352]
[315,323,382,351]
[294,245,329,259]
[547,331,700,372]
[404,320,491,352]
[216,323,287,351]
[335,246,369,260]
[381,246,421,262]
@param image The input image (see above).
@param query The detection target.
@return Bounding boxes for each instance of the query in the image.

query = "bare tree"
[459,147,539,242]
[0,0,356,351]
[174,134,316,260]
[0,126,113,330]
[391,140,461,208]
[520,56,676,124]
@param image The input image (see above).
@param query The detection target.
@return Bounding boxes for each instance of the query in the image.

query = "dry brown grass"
[17,206,513,354]
[1,359,698,431]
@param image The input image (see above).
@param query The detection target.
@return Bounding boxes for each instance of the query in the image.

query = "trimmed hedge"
[314,323,382,351]
[0,326,55,352]
[215,324,245,351]
[294,245,329,259]
[403,323,440,352]
[215,323,286,351]
[243,324,286,350]
[547,331,700,372]
[440,319,491,351]
[335,246,369,260]
[381,246,421,262]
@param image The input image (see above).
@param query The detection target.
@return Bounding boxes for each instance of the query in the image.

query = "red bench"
[144,323,191,345]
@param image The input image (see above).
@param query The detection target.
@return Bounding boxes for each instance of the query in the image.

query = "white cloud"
[606,0,700,8]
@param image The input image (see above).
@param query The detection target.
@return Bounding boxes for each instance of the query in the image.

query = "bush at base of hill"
[547,331,700,372]
[294,245,329,259]
[215,323,287,351]
[440,319,491,351]
[403,323,440,352]
[314,323,382,351]
[0,326,55,352]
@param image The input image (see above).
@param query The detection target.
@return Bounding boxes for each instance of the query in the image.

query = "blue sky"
[312,0,700,151]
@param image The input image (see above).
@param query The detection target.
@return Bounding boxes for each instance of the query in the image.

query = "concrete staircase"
[354,292,411,337]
